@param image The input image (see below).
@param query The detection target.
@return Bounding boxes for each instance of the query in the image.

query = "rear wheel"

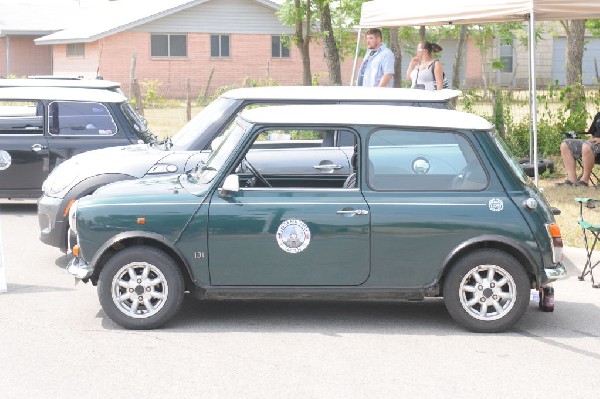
[98,246,184,330]
[443,249,530,333]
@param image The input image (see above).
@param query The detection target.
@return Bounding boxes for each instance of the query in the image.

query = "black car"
[0,86,153,198]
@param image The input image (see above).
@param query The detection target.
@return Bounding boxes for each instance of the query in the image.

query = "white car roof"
[0,78,121,90]
[0,87,127,103]
[240,104,493,131]
[221,85,461,102]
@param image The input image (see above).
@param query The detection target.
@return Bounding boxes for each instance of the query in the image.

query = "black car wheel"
[443,249,530,333]
[519,158,554,177]
[98,246,184,330]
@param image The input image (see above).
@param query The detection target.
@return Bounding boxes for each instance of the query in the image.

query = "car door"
[206,128,370,286]
[0,100,49,195]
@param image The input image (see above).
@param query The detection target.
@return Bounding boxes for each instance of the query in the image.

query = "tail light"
[545,223,563,263]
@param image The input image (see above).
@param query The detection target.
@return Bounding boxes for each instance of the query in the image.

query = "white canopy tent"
[354,0,600,185]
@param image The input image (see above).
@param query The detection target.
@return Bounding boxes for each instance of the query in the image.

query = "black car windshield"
[121,102,153,142]
[171,97,240,151]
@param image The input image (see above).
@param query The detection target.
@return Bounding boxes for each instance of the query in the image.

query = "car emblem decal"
[276,219,311,254]
[0,150,11,171]
[488,198,504,212]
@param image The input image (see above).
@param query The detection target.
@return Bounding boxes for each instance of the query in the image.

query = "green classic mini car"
[67,104,567,332]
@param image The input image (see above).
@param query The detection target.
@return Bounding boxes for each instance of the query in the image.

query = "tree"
[278,0,312,85]
[315,0,342,85]
[561,20,586,86]
[452,25,468,89]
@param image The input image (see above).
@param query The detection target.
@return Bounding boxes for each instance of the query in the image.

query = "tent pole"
[529,12,539,187]
[350,28,362,86]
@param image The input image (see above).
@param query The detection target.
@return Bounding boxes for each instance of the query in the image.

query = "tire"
[98,246,184,330]
[519,158,554,177]
[443,249,530,333]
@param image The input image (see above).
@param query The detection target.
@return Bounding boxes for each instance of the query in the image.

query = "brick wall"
[0,36,51,78]
[50,31,358,97]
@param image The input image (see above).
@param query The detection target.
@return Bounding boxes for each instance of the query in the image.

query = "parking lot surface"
[1,201,599,398]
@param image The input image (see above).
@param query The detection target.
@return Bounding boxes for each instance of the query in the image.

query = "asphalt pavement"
[0,201,599,399]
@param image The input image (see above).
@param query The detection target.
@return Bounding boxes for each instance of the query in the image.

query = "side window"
[235,128,358,189]
[367,129,487,191]
[48,101,117,136]
[0,100,43,134]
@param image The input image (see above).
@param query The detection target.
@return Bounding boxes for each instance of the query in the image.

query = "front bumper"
[544,262,567,283]
[67,256,93,281]
[37,194,68,251]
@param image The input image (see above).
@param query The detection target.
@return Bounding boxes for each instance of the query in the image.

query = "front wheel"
[443,249,530,333]
[98,246,184,330]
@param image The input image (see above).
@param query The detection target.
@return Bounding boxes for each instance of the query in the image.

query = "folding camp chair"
[575,197,600,288]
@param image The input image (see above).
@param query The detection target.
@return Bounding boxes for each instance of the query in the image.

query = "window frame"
[210,34,231,58]
[150,33,188,58]
[271,35,290,58]
[66,43,85,58]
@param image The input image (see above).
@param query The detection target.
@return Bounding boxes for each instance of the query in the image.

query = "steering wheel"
[242,158,271,187]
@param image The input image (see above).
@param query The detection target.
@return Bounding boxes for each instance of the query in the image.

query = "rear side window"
[367,129,487,191]
[48,101,117,136]
[0,100,43,134]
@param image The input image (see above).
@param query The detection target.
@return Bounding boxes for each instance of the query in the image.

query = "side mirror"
[219,174,240,197]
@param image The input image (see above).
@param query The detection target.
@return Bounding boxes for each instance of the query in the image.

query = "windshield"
[493,133,530,184]
[121,102,155,142]
[172,97,239,150]
[195,119,249,184]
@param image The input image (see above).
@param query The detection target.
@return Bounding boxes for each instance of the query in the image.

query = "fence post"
[186,78,192,122]
[133,79,144,117]
[200,68,215,104]
[129,52,137,99]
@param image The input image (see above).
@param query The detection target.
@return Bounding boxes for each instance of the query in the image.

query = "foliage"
[140,79,166,107]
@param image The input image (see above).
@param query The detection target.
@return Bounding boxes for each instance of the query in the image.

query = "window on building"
[272,35,290,58]
[499,42,514,73]
[151,34,187,57]
[211,34,230,57]
[66,43,85,57]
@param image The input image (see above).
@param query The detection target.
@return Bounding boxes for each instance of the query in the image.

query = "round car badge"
[488,198,504,212]
[276,219,311,254]
[0,150,11,171]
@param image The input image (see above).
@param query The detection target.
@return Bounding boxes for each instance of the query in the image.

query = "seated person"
[558,112,600,186]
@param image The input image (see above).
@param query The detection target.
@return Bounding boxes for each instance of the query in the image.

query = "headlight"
[146,163,178,175]
[43,161,80,197]
[68,200,79,235]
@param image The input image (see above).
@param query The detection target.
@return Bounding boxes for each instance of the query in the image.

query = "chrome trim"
[544,263,567,282]
[67,257,93,280]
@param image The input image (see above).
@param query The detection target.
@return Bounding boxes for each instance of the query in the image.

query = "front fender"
[86,230,194,285]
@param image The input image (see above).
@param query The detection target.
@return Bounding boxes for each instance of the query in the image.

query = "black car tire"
[98,246,185,330]
[443,249,530,333]
[519,158,554,177]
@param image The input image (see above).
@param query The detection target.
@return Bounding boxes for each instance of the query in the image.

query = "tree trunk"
[319,2,341,85]
[389,28,402,88]
[294,0,312,85]
[564,20,586,86]
[452,25,468,89]
[419,26,426,42]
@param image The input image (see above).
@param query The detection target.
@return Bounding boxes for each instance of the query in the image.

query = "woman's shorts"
[563,138,600,159]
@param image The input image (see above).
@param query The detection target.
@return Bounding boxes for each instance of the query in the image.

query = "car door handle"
[336,209,369,216]
[31,143,47,152]
[313,164,343,170]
